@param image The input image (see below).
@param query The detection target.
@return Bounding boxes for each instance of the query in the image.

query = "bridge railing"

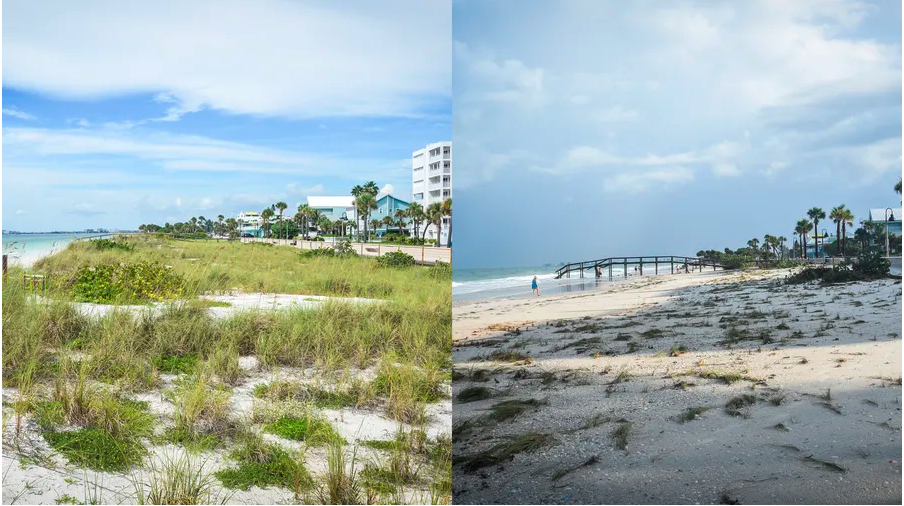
[555,255,725,279]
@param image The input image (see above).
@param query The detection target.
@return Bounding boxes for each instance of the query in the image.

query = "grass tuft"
[454,433,553,472]
[724,395,757,418]
[676,406,711,423]
[611,422,632,451]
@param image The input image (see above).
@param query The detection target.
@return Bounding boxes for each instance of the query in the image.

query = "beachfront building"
[869,207,902,235]
[806,232,836,258]
[237,211,263,237]
[307,196,357,222]
[306,196,357,237]
[373,194,410,236]
[412,141,452,245]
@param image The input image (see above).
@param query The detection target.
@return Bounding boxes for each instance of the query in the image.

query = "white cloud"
[15,209,29,215]
[4,0,450,119]
[378,183,395,196]
[454,41,545,105]
[286,183,325,198]
[3,107,36,120]
[596,106,639,123]
[713,163,741,177]
[3,127,411,180]
[602,167,695,194]
[454,0,900,189]
[545,136,750,177]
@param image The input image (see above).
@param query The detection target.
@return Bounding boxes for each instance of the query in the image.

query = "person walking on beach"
[531,276,540,296]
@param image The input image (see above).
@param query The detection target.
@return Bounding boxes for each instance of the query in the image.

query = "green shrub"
[72,261,184,303]
[720,256,750,270]
[299,247,335,259]
[377,251,415,268]
[44,428,146,472]
[215,437,311,491]
[854,248,891,278]
[429,261,452,279]
[264,415,346,446]
[335,240,357,256]
[91,238,134,252]
[153,354,198,374]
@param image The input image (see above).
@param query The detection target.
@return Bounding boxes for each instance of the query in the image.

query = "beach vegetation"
[454,433,553,472]
[133,450,231,505]
[4,233,450,502]
[676,406,711,423]
[724,395,757,417]
[377,250,416,268]
[214,434,312,492]
[456,386,494,403]
[611,422,632,451]
[488,398,546,422]
[264,415,345,446]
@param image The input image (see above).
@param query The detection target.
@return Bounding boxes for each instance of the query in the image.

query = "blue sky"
[452,0,902,268]
[2,0,450,231]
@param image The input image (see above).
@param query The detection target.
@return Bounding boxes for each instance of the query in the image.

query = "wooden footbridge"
[554,255,725,280]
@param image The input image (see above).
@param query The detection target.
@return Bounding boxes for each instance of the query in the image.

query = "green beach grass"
[2,234,451,504]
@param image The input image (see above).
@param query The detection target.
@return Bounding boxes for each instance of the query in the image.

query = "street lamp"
[820,228,828,259]
[885,208,895,258]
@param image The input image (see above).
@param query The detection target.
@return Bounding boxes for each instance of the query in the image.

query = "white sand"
[453,269,902,504]
[3,359,450,505]
[53,292,382,321]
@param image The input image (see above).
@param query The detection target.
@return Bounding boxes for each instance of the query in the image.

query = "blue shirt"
[531,279,538,288]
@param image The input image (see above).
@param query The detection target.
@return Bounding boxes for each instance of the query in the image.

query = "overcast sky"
[2,0,451,231]
[452,0,902,268]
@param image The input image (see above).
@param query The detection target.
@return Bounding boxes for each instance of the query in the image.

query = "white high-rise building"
[412,141,451,246]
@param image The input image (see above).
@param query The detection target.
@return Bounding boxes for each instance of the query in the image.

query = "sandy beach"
[453,269,902,504]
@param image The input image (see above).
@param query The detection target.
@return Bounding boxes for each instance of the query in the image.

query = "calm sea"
[452,262,676,301]
[2,233,108,266]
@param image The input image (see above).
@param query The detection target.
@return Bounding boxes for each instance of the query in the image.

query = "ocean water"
[2,233,108,266]
[453,261,700,301]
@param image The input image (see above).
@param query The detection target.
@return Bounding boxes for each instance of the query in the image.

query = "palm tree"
[394,209,407,235]
[777,236,787,260]
[442,198,452,248]
[371,219,381,238]
[762,235,774,259]
[363,181,379,197]
[807,207,826,257]
[308,209,323,237]
[225,218,238,238]
[382,215,394,233]
[296,204,311,239]
[407,202,424,239]
[351,184,364,198]
[318,216,332,237]
[829,205,845,256]
[355,193,378,242]
[896,178,902,195]
[840,208,854,256]
[275,202,288,241]
[854,225,870,253]
[796,219,812,259]
[747,238,759,261]
[425,202,443,247]
[217,215,225,236]
[260,208,274,238]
